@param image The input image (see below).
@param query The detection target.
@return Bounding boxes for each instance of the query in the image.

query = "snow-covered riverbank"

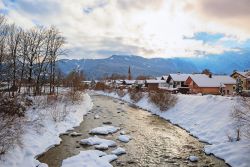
[95,91,250,167]
[0,93,93,167]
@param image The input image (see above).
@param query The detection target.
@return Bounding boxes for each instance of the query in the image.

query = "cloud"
[1,0,250,59]
[183,0,250,39]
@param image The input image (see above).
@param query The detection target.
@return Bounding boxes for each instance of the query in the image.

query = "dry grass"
[149,91,177,111]
[129,89,144,102]
[66,90,83,103]
[93,82,115,93]
[116,89,126,97]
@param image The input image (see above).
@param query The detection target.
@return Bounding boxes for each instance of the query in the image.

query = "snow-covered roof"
[188,74,235,87]
[145,80,166,84]
[114,80,123,84]
[135,80,145,84]
[161,76,168,80]
[123,80,136,84]
[232,71,250,78]
[156,77,162,80]
[170,74,190,82]
[213,76,236,85]
[82,81,91,83]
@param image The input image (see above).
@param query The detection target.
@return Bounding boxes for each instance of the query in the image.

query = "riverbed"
[38,95,228,167]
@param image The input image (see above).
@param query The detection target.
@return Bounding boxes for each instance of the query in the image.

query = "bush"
[94,82,106,91]
[149,91,177,111]
[94,82,114,93]
[0,96,26,155]
[116,89,126,97]
[49,104,69,122]
[232,97,250,140]
[65,90,83,103]
[129,89,144,102]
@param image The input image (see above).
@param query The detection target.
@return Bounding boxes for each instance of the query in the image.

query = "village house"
[145,80,167,90]
[185,74,236,95]
[231,71,250,91]
[165,73,190,93]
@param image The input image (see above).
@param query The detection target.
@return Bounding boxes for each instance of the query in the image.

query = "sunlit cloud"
[0,0,249,59]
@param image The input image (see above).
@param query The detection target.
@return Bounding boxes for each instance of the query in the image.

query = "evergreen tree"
[236,77,243,94]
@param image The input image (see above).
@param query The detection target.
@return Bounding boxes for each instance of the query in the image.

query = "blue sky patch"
[184,32,225,43]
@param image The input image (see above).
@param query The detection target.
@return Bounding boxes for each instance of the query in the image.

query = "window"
[227,90,230,94]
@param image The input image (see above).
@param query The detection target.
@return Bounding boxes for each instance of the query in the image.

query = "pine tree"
[236,77,243,94]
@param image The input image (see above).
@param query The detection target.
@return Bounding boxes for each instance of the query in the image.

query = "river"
[38,95,228,167]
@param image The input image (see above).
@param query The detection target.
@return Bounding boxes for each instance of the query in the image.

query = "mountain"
[57,51,250,79]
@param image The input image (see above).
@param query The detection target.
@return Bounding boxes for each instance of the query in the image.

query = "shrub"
[50,104,69,122]
[94,82,115,93]
[129,89,144,102]
[0,96,26,155]
[232,97,250,140]
[116,89,126,97]
[149,91,177,111]
[65,90,83,103]
[94,82,106,91]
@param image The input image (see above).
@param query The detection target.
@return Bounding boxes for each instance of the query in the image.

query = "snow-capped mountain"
[57,51,250,79]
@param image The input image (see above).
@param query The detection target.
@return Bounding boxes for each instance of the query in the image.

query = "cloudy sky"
[1,0,250,59]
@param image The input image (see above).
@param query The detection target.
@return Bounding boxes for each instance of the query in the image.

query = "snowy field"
[95,91,250,167]
[0,93,93,167]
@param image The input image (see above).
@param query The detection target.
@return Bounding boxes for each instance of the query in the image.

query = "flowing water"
[38,95,228,167]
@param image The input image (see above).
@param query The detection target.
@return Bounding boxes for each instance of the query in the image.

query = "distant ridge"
[57,51,250,79]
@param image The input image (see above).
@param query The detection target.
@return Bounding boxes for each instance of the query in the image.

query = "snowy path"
[38,95,228,167]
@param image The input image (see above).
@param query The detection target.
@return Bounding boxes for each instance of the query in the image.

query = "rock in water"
[70,132,82,137]
[95,143,109,150]
[189,155,198,162]
[90,126,119,135]
[111,147,126,155]
[94,114,100,119]
[118,135,131,143]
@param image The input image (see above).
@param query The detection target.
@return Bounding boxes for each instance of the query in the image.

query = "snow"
[0,93,93,167]
[100,154,118,162]
[189,155,199,162]
[90,125,119,135]
[118,135,131,143]
[205,141,250,167]
[80,135,117,147]
[61,150,116,167]
[112,147,126,155]
[95,91,250,167]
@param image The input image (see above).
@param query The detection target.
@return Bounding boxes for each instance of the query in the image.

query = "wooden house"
[231,71,250,91]
[186,74,236,95]
[165,73,190,93]
[145,80,167,90]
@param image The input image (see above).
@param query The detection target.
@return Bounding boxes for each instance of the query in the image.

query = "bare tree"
[0,16,7,87]
[25,27,45,95]
[48,27,65,94]
[6,24,22,97]
[18,30,29,93]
